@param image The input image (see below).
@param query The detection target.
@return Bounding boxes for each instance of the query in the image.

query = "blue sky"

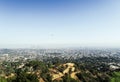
[0,0,120,48]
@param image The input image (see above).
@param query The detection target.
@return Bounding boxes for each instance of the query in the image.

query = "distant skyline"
[0,0,120,48]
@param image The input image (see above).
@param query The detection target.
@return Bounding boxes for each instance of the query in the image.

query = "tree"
[0,77,7,82]
[13,69,39,82]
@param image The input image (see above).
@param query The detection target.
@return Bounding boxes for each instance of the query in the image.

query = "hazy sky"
[0,0,120,48]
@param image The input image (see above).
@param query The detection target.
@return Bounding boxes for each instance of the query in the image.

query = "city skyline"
[0,0,120,48]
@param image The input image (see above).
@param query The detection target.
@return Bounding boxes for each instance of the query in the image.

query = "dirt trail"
[52,72,64,80]
[51,63,80,81]
[63,63,75,74]
[39,78,45,82]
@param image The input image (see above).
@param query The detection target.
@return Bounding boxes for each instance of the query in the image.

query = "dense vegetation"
[110,72,120,82]
[0,57,120,82]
